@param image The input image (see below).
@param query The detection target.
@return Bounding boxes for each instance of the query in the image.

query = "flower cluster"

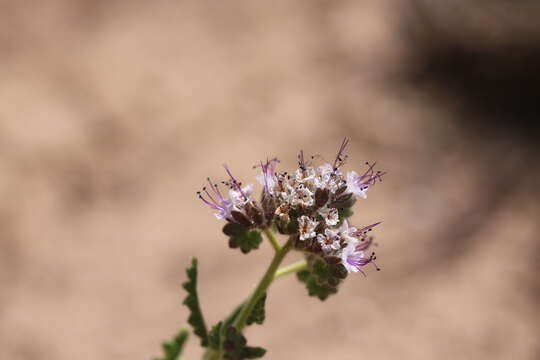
[198,138,385,276]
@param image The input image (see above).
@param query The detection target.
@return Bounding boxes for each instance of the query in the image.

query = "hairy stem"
[274,259,308,279]
[263,228,281,252]
[232,237,293,332]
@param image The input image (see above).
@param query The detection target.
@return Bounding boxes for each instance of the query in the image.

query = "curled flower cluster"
[198,138,385,276]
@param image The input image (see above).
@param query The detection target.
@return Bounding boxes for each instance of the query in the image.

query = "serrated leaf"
[154,328,189,360]
[223,223,248,236]
[297,269,311,282]
[242,346,267,359]
[296,257,346,301]
[208,299,261,354]
[305,276,338,300]
[223,327,266,360]
[246,293,266,326]
[208,321,223,350]
[182,258,209,347]
[229,229,263,254]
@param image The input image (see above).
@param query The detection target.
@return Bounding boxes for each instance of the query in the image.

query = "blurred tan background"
[1,1,539,359]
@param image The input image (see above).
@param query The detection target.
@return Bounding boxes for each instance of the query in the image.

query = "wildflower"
[346,162,385,199]
[338,220,359,245]
[341,243,379,275]
[318,206,339,226]
[197,178,233,220]
[298,215,318,241]
[229,184,253,208]
[197,137,384,276]
[294,166,316,185]
[255,158,279,194]
[291,184,314,207]
[352,222,381,237]
[317,228,341,253]
[223,164,254,208]
[275,203,290,222]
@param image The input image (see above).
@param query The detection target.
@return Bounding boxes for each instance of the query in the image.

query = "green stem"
[232,238,293,332]
[263,228,282,252]
[204,348,221,360]
[274,259,308,279]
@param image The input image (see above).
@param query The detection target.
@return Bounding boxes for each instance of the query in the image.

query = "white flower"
[318,163,334,177]
[256,172,276,193]
[294,167,316,184]
[317,228,341,253]
[318,206,339,226]
[275,203,290,222]
[298,215,318,241]
[256,158,279,194]
[346,163,384,199]
[346,171,368,198]
[229,184,253,208]
[338,220,359,246]
[291,184,314,207]
[315,163,344,193]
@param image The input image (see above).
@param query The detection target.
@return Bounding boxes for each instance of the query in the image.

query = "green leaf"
[304,276,338,300]
[242,346,267,359]
[246,293,266,326]
[223,327,266,360]
[154,328,189,360]
[337,207,354,220]
[296,257,346,301]
[207,302,250,352]
[208,321,223,350]
[223,223,247,236]
[229,229,263,254]
[182,258,209,347]
[223,303,244,330]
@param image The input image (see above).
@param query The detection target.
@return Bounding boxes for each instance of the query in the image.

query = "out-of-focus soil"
[0,1,538,359]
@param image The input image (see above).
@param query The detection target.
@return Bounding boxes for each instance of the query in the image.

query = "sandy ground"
[0,1,538,359]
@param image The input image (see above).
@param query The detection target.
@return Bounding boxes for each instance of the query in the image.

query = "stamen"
[298,150,306,170]
[333,137,349,170]
[223,164,248,200]
[207,177,224,200]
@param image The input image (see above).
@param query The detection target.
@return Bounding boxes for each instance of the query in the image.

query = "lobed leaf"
[154,328,189,360]
[228,229,263,254]
[245,293,266,326]
[208,321,223,350]
[182,258,209,347]
[296,257,347,301]
[223,327,267,360]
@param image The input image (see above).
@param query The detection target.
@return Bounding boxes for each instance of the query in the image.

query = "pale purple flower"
[229,184,253,208]
[298,215,318,241]
[197,178,233,220]
[351,222,381,237]
[341,242,379,275]
[346,162,385,199]
[224,164,253,207]
[255,158,279,194]
[338,220,359,245]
